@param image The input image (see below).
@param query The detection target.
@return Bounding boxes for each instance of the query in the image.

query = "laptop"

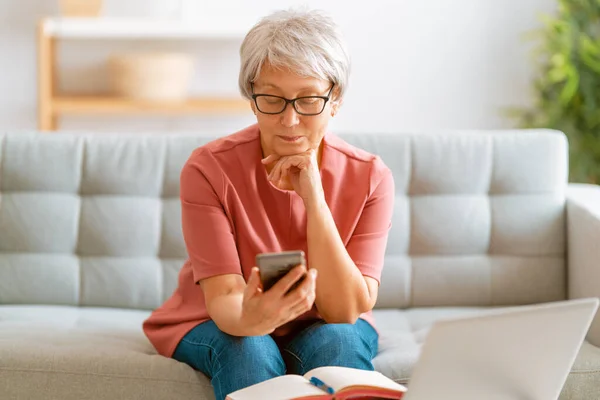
[403,297,599,400]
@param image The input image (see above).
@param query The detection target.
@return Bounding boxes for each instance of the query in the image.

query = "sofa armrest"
[567,183,600,347]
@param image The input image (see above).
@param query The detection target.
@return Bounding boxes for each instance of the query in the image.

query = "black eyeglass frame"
[250,83,335,116]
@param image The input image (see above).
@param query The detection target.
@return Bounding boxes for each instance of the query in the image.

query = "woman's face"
[251,63,339,158]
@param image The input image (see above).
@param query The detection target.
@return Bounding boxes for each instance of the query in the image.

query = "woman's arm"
[265,151,395,324]
[200,274,251,336]
[305,198,380,323]
[201,266,317,336]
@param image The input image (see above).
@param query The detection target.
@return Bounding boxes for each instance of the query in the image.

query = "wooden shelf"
[37,18,250,131]
[53,96,250,115]
[42,17,249,40]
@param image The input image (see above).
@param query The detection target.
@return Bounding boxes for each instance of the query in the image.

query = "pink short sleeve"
[180,154,242,283]
[346,161,395,284]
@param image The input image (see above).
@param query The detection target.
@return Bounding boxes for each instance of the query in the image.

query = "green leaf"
[551,53,566,66]
[508,3,600,183]
[580,34,600,56]
[579,35,600,73]
[549,66,568,82]
[560,69,580,104]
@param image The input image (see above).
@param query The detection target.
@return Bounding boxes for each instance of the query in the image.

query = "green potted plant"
[512,0,600,183]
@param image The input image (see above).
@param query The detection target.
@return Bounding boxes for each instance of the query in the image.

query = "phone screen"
[256,251,306,292]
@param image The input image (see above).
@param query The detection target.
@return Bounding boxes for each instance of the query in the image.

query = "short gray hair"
[239,9,350,101]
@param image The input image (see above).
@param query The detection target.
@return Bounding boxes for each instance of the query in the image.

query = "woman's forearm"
[206,293,262,337]
[305,197,373,323]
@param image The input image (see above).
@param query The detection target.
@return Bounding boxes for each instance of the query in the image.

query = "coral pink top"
[143,124,395,357]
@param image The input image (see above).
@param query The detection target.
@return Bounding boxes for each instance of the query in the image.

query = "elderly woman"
[143,8,394,400]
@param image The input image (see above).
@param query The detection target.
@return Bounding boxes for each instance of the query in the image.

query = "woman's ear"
[330,86,343,117]
[330,99,342,117]
[250,100,257,115]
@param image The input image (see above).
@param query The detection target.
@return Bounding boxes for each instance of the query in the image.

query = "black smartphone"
[255,250,306,292]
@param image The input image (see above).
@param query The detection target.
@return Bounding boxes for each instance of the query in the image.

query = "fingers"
[270,157,298,186]
[276,158,296,184]
[267,264,307,298]
[284,268,317,310]
[289,299,313,319]
[285,270,317,320]
[267,158,284,185]
[266,152,315,187]
[270,160,289,187]
[243,267,262,302]
[258,268,317,330]
[261,154,280,165]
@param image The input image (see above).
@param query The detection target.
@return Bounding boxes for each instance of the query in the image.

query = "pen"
[309,376,335,395]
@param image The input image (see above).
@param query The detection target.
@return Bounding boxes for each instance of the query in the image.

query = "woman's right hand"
[241,265,317,336]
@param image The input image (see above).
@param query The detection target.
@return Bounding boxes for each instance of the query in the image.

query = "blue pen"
[309,376,335,395]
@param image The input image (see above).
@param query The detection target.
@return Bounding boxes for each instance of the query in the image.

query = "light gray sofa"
[0,129,599,400]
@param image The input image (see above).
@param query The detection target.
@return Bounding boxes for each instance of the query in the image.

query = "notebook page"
[304,367,406,393]
[227,374,326,400]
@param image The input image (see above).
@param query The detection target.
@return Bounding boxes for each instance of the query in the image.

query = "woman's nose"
[280,103,300,127]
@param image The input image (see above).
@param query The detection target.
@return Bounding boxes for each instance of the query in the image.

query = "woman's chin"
[273,142,309,156]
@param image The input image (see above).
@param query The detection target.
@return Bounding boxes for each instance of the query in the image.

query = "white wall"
[0,0,556,134]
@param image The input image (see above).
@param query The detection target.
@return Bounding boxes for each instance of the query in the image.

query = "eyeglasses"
[251,83,335,116]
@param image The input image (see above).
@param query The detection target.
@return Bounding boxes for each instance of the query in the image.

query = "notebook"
[225,366,406,400]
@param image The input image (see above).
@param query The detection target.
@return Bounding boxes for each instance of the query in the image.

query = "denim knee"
[214,335,286,374]
[212,335,286,399]
[173,322,286,400]
[305,322,377,359]
[283,320,378,374]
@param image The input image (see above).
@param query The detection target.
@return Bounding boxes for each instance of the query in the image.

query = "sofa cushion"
[342,130,568,308]
[1,306,597,400]
[0,306,213,400]
[0,130,568,310]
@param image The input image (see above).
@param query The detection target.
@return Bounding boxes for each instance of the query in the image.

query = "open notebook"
[226,366,406,400]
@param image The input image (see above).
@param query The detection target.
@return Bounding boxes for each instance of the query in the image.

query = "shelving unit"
[38,17,251,131]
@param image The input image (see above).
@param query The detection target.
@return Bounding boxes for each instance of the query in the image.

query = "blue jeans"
[172,319,379,400]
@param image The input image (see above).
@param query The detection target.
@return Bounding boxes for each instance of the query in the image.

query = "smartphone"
[256,250,306,292]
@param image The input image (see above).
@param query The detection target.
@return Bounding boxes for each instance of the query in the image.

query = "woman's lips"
[278,135,303,142]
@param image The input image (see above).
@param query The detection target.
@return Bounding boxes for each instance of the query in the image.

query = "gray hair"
[239,9,350,101]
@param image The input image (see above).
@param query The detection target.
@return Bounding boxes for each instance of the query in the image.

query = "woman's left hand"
[262,149,324,204]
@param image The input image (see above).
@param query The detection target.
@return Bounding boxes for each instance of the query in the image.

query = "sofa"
[0,129,599,400]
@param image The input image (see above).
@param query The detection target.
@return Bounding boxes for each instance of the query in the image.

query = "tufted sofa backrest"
[0,130,568,310]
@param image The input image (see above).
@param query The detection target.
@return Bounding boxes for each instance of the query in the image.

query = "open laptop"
[403,297,599,400]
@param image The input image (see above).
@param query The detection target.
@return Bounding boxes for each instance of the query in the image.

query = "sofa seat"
[2,306,599,400]
[0,306,212,399]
